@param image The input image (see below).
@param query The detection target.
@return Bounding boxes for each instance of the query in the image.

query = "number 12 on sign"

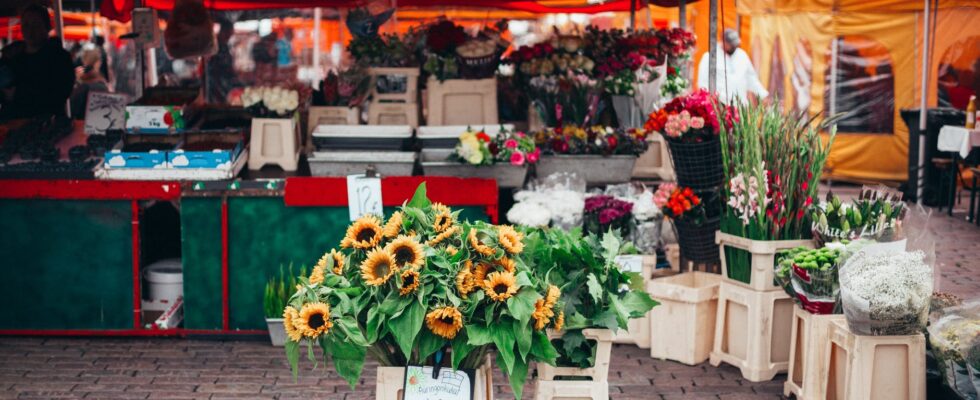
[347,174,383,221]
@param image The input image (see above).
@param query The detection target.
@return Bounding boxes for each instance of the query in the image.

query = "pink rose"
[527,147,540,164]
[678,119,690,132]
[680,110,691,121]
[510,151,526,166]
[691,117,705,129]
[504,139,519,149]
[516,131,527,138]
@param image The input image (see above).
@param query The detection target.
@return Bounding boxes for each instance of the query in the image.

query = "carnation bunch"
[583,195,633,237]
[644,89,728,142]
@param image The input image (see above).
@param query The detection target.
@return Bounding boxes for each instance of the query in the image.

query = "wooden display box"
[648,271,722,365]
[710,278,795,382]
[536,329,613,400]
[368,103,419,127]
[426,78,498,126]
[784,307,846,400]
[368,67,420,104]
[716,231,814,292]
[632,132,675,180]
[825,319,926,400]
[375,356,494,400]
[307,106,359,136]
[612,255,660,348]
[248,117,300,171]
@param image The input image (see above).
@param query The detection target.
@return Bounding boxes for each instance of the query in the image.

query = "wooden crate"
[426,78,498,126]
[665,243,681,273]
[648,271,722,365]
[368,103,419,127]
[249,117,300,171]
[376,356,494,400]
[784,306,846,400]
[536,329,613,400]
[710,279,795,382]
[368,67,419,104]
[716,231,814,292]
[632,132,675,180]
[612,255,659,348]
[825,319,926,400]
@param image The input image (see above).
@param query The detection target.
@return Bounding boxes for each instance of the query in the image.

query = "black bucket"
[667,139,724,191]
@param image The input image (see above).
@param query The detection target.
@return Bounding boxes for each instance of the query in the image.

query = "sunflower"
[398,269,420,296]
[471,262,494,287]
[383,211,403,238]
[497,225,524,254]
[545,285,561,309]
[455,261,476,298]
[425,306,463,339]
[468,229,496,257]
[360,248,398,286]
[310,256,327,285]
[445,245,458,257]
[554,311,565,331]
[329,249,345,275]
[283,306,304,342]
[426,225,459,247]
[532,299,554,331]
[495,257,516,273]
[341,215,383,249]
[385,236,425,270]
[483,271,518,302]
[295,302,333,338]
[432,203,455,233]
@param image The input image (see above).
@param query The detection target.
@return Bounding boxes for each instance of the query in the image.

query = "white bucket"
[144,258,183,303]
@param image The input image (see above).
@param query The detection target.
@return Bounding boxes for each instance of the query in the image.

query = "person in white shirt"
[697,28,768,104]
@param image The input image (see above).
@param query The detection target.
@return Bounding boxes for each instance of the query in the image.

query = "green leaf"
[506,289,539,325]
[492,323,517,374]
[365,307,382,343]
[285,340,300,381]
[609,295,630,329]
[586,274,603,304]
[378,291,406,317]
[600,232,621,261]
[563,311,589,330]
[593,310,620,332]
[451,331,475,370]
[530,330,558,364]
[507,356,530,400]
[466,323,494,346]
[389,299,425,360]
[417,329,446,363]
[514,319,532,361]
[620,291,659,317]
[406,182,431,209]
[335,316,368,347]
[326,335,367,388]
[560,329,586,356]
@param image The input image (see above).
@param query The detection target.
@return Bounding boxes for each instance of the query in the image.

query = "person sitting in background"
[0,4,75,120]
[696,28,768,104]
[69,49,110,120]
[206,19,237,103]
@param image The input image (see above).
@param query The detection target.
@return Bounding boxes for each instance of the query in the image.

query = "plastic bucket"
[144,258,183,303]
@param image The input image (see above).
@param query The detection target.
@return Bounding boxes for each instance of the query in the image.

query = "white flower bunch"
[242,86,300,116]
[840,249,933,335]
[510,188,585,228]
[630,190,662,221]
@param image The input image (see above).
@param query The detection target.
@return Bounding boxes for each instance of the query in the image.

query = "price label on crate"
[347,174,383,221]
[402,365,475,400]
[614,255,644,273]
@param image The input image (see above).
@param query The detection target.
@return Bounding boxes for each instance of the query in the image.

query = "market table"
[936,125,980,216]
[0,176,498,336]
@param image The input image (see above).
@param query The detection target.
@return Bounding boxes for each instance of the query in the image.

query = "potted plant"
[523,229,657,397]
[263,264,305,347]
[534,125,649,185]
[283,183,561,399]
[421,127,539,188]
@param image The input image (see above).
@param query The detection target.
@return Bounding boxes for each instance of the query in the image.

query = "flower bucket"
[717,232,814,292]
[266,318,286,347]
[666,139,724,191]
[536,329,613,400]
[420,149,527,188]
[648,272,721,365]
[672,217,720,264]
[535,155,636,186]
[376,355,494,400]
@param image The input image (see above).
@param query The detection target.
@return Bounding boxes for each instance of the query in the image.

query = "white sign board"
[131,8,161,46]
[402,365,474,400]
[347,174,383,221]
[83,92,128,134]
[614,255,644,273]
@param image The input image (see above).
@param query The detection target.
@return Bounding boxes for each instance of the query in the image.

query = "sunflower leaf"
[507,356,529,400]
[389,299,425,360]
[406,183,431,209]
[417,329,446,363]
[491,321,517,374]
[336,316,368,347]
[530,330,558,364]
[365,307,382,343]
[285,340,300,381]
[466,323,494,346]
[506,288,539,326]
[451,331,475,369]
[514,318,532,361]
[326,335,367,389]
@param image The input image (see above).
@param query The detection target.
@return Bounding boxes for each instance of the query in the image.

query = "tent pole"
[709,0,718,94]
[679,0,686,29]
[313,7,322,82]
[629,0,636,32]
[917,0,931,204]
[829,38,838,116]
[53,0,65,46]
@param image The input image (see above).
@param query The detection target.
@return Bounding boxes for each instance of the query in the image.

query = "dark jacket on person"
[1,38,75,119]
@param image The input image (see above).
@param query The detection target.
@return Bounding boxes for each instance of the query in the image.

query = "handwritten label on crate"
[84,92,128,134]
[347,174,383,221]
[402,365,474,400]
[614,255,644,273]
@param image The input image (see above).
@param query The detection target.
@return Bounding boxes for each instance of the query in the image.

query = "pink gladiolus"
[510,152,526,166]
[504,139,519,149]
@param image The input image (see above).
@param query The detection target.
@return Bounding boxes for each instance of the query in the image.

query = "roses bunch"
[452,129,541,166]
[241,86,300,117]
[645,89,731,142]
[654,184,703,220]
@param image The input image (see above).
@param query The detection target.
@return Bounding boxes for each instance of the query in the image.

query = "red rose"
[476,131,491,143]
[606,134,618,149]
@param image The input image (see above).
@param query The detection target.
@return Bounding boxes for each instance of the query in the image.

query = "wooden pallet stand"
[716,231,814,292]
[368,103,420,127]
[426,78,498,126]
[825,319,926,400]
[376,355,494,400]
[249,117,300,171]
[536,329,613,400]
[368,67,420,104]
[648,271,722,365]
[710,278,795,381]
[784,306,846,400]
[632,132,675,180]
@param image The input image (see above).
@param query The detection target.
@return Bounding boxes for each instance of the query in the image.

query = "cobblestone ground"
[0,185,977,400]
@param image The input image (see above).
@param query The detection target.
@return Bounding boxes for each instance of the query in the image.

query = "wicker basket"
[667,139,724,191]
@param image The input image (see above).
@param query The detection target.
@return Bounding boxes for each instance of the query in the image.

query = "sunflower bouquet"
[283,183,562,399]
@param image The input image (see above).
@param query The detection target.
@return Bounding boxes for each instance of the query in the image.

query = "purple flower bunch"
[584,195,634,225]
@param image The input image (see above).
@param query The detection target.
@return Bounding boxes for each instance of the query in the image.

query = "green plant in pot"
[523,228,658,369]
[263,264,306,347]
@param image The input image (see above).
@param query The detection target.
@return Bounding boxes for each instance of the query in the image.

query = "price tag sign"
[614,255,644,273]
[83,92,128,135]
[347,174,383,221]
[402,365,474,400]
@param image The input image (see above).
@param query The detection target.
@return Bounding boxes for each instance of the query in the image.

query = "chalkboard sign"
[84,92,129,135]
[402,365,475,400]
